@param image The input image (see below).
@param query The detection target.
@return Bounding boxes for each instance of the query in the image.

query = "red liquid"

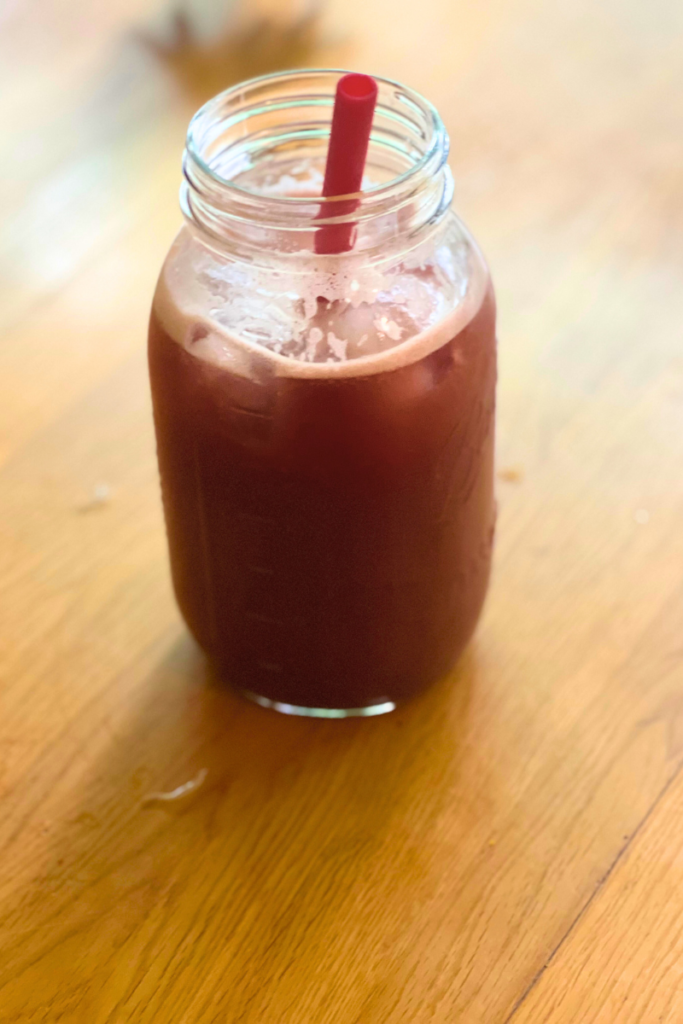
[148,289,496,709]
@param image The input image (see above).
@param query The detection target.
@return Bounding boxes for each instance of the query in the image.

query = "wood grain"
[512,764,683,1023]
[1,0,683,1021]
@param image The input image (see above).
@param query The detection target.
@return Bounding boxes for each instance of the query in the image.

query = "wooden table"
[2,0,682,1020]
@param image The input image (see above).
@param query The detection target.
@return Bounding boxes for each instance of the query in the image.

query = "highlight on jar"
[148,69,497,718]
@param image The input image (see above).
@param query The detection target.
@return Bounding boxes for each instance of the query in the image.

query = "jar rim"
[185,68,448,209]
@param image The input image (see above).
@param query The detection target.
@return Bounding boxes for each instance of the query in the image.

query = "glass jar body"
[149,226,495,715]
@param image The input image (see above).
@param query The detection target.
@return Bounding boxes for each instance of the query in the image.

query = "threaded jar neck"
[181,69,453,264]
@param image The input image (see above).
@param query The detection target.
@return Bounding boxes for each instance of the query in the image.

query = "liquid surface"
[155,216,482,376]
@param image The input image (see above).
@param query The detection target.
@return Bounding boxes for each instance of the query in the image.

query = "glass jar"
[148,69,497,716]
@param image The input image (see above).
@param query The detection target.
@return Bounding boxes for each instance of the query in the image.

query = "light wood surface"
[1,0,682,1021]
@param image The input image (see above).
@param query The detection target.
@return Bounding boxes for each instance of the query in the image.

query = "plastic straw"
[315,73,378,255]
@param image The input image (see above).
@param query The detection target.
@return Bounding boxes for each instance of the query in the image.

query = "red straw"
[315,73,378,255]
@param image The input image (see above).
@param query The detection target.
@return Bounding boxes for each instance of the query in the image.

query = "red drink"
[149,72,497,714]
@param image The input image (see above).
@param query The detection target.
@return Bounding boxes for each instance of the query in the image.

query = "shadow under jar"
[148,69,497,717]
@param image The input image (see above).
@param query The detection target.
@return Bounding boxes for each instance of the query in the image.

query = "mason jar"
[148,69,497,716]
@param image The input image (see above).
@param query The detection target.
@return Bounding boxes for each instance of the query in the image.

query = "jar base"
[241,689,397,718]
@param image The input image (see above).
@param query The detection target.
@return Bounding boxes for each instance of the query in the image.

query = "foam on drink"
[155,236,485,376]
[154,162,487,381]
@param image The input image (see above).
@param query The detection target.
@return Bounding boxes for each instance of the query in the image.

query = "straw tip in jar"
[338,73,378,102]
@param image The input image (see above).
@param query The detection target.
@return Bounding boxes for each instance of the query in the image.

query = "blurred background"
[3,2,683,1020]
